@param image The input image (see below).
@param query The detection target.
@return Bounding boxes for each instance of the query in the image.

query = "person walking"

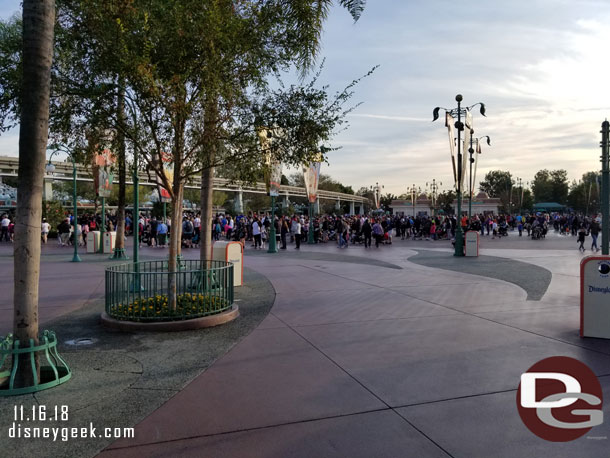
[57,218,71,246]
[590,219,600,252]
[0,214,9,242]
[41,218,50,244]
[577,225,587,252]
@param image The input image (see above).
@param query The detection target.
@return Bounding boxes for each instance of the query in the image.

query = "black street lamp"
[426,179,442,216]
[406,184,421,218]
[370,182,384,210]
[46,145,81,263]
[515,177,529,215]
[433,95,487,256]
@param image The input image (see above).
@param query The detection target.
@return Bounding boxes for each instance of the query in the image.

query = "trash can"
[580,255,610,338]
[103,231,117,254]
[212,241,244,286]
[465,231,479,257]
[87,231,100,253]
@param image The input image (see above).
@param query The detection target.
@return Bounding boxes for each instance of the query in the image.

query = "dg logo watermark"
[517,356,604,441]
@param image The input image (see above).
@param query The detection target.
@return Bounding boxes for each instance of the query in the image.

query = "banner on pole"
[93,149,115,198]
[156,151,173,203]
[303,159,322,203]
[445,112,457,186]
[461,110,473,190]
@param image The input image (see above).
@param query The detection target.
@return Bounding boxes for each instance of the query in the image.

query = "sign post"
[601,121,609,255]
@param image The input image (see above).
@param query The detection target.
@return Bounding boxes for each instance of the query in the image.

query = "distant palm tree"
[12,0,56,387]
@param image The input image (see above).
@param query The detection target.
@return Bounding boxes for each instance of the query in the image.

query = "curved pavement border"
[407,249,552,301]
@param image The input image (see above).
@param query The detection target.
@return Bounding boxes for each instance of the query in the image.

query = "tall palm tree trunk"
[13,0,55,387]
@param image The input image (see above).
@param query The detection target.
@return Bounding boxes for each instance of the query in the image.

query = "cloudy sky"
[2,0,610,195]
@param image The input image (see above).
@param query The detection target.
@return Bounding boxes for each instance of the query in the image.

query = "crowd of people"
[0,209,604,254]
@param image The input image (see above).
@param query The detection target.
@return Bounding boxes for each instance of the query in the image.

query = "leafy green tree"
[479,170,514,212]
[380,193,397,209]
[532,169,569,204]
[436,190,456,215]
[567,172,600,214]
[479,170,513,198]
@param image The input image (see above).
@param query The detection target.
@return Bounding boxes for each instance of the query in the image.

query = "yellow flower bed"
[110,292,230,322]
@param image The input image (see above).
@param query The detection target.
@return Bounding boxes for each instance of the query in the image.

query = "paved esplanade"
[90,236,610,458]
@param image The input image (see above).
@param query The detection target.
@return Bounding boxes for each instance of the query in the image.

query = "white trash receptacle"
[87,231,100,253]
[580,256,610,338]
[212,241,244,286]
[465,231,479,257]
[103,231,117,254]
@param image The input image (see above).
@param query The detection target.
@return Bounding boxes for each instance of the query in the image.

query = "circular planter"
[100,305,239,332]
[104,259,237,331]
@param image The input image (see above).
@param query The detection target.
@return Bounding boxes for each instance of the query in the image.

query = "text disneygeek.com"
[6,405,134,442]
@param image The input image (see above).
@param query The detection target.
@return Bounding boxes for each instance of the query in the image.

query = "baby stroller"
[498,223,509,237]
[531,225,544,240]
[350,231,364,245]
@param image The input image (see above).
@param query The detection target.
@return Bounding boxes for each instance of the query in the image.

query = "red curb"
[99,306,240,332]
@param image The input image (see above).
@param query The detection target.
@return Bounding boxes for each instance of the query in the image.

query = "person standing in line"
[252,217,262,249]
[41,218,50,244]
[149,216,158,247]
[362,217,372,248]
[280,217,289,249]
[294,217,301,250]
[157,219,168,247]
[373,219,384,248]
[193,213,201,239]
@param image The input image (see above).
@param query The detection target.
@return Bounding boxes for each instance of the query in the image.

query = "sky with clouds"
[2,0,610,195]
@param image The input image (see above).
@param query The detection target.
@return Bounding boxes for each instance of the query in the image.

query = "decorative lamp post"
[46,146,81,262]
[515,177,528,215]
[433,95,487,256]
[468,134,490,219]
[406,184,421,217]
[600,120,609,255]
[426,179,442,216]
[370,182,384,211]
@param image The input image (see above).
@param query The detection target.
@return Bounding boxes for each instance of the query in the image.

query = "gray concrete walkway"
[97,242,610,458]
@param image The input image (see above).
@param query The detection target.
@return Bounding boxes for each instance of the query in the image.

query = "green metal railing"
[0,330,71,396]
[105,260,234,322]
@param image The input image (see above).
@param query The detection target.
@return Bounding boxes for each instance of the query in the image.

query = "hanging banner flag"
[461,109,473,190]
[303,158,322,203]
[93,148,115,198]
[269,160,282,197]
[155,151,172,203]
[445,112,457,186]
[472,140,482,198]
